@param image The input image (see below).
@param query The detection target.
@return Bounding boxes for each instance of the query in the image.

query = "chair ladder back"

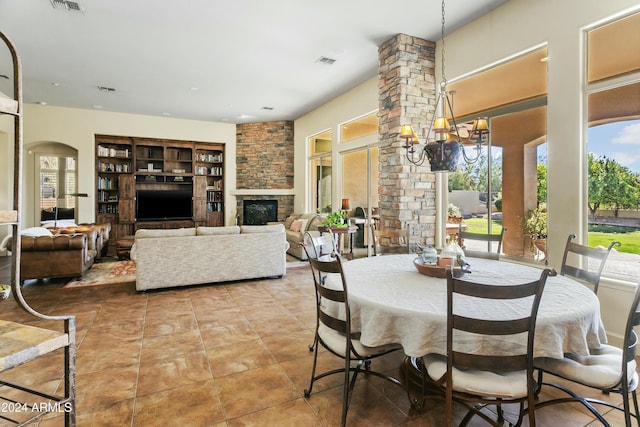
[560,234,620,293]
[457,225,506,259]
[446,268,553,372]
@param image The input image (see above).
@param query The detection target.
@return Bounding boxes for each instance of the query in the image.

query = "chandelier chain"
[441,0,447,86]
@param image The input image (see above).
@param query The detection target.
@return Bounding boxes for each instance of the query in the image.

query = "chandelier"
[399,0,490,172]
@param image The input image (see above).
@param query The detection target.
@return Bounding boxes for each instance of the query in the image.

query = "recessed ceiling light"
[50,0,84,13]
[162,112,172,116]
[37,101,48,106]
[238,114,251,119]
[190,87,199,91]
[315,56,336,65]
[92,105,103,109]
[51,82,60,86]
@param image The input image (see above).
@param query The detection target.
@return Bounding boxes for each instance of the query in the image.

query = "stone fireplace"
[242,199,278,225]
[235,121,295,225]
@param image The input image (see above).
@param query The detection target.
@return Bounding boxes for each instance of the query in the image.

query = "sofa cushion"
[135,227,197,239]
[307,215,324,231]
[240,224,285,234]
[197,226,240,235]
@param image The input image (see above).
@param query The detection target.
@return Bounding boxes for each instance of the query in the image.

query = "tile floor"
[0,256,634,426]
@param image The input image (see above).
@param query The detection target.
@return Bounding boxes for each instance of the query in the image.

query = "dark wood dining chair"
[421,267,555,426]
[300,244,404,426]
[560,233,620,294]
[457,223,506,260]
[534,281,640,426]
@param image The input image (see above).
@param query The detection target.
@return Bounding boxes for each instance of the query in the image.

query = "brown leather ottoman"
[116,235,135,260]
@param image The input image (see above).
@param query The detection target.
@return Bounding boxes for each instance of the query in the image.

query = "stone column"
[378,34,437,253]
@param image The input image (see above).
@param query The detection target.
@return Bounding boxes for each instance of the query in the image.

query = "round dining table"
[325,254,607,359]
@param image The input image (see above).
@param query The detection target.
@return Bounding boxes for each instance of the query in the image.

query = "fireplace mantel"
[232,189,295,196]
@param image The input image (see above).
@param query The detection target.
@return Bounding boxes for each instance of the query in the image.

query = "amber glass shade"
[400,124,416,139]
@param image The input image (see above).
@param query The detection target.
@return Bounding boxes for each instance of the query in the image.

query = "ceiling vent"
[315,56,336,65]
[50,0,84,13]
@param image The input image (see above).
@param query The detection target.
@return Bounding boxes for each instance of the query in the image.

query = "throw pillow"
[289,219,304,232]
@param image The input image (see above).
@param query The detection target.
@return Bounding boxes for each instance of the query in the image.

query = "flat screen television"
[136,189,193,221]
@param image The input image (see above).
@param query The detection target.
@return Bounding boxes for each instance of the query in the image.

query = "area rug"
[63,260,136,289]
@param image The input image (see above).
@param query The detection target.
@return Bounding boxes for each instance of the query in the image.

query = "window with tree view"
[586,11,640,283]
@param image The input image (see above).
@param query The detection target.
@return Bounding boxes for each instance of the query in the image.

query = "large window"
[37,152,78,225]
[586,12,640,283]
[308,130,332,213]
[448,47,548,260]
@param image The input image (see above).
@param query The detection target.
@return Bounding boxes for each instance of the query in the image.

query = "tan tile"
[261,329,316,363]
[248,312,306,339]
[143,312,199,338]
[137,350,212,396]
[76,338,141,375]
[144,299,194,320]
[80,320,144,347]
[216,364,299,419]
[192,306,245,325]
[199,318,259,348]
[239,300,291,322]
[133,380,224,427]
[75,398,135,427]
[227,398,322,427]
[207,339,276,378]
[140,328,203,362]
[305,378,408,427]
[76,364,138,411]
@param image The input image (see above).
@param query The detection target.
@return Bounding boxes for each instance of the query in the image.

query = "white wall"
[294,77,378,214]
[20,104,236,227]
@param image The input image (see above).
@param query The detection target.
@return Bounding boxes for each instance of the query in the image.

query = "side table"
[318,225,358,260]
[116,235,135,260]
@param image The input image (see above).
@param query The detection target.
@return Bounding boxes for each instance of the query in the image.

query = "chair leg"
[341,355,352,427]
[304,337,320,398]
[632,390,640,427]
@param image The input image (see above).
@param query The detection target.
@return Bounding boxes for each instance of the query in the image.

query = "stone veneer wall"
[378,34,437,252]
[236,121,294,189]
[235,121,295,223]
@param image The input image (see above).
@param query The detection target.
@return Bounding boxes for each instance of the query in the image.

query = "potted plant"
[321,211,348,229]
[447,203,462,224]
[524,203,547,257]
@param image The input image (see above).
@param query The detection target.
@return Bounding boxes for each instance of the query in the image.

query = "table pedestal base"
[400,356,444,412]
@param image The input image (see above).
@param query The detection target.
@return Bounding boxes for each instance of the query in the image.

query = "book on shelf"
[98,145,130,158]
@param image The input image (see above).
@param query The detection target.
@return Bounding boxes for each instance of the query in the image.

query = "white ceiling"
[0,0,508,124]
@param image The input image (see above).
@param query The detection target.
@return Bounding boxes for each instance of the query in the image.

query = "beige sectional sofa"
[131,224,289,291]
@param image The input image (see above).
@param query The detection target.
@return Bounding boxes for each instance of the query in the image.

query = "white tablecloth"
[325,254,607,358]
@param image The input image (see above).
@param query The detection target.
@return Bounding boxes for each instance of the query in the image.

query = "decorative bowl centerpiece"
[413,257,468,278]
[0,284,10,301]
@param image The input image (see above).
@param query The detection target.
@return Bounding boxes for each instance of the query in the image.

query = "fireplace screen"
[243,200,278,225]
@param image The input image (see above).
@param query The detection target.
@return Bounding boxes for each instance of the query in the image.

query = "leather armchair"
[16,234,94,281]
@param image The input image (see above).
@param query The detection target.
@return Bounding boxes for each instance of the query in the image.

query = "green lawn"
[462,218,640,254]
